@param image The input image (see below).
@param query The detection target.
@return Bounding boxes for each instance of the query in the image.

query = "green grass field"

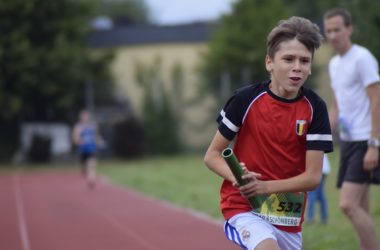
[99,152,380,250]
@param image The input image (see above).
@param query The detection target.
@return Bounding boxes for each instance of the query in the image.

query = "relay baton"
[221,147,263,208]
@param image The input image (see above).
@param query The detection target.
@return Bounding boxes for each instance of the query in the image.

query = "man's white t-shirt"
[328,44,380,141]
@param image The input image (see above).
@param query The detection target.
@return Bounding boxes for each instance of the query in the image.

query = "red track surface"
[0,171,239,250]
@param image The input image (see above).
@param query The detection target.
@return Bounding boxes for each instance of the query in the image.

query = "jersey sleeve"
[357,50,380,87]
[306,98,333,153]
[217,92,246,141]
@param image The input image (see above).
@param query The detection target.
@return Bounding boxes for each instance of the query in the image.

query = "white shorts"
[224,212,302,250]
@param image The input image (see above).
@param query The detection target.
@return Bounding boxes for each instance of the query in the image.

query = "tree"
[0,0,114,122]
[201,0,380,105]
[135,57,181,155]
[0,0,114,160]
[284,0,331,23]
[287,0,380,61]
[334,0,380,61]
[200,0,292,105]
[98,0,151,26]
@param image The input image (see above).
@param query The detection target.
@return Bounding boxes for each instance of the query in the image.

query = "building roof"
[88,22,215,48]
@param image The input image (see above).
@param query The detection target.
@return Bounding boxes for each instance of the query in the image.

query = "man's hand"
[364,147,379,171]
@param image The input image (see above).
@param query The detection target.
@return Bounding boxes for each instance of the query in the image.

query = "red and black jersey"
[217,81,333,233]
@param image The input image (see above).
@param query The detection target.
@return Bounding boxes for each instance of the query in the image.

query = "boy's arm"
[72,125,82,145]
[204,130,236,183]
[95,125,105,147]
[239,150,324,197]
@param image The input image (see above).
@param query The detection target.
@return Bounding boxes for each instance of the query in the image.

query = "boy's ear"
[265,55,273,72]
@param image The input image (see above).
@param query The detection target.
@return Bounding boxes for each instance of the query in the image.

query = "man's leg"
[340,182,379,250]
[360,186,369,213]
[86,157,97,189]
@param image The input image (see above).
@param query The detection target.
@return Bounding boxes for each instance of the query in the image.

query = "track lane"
[1,171,239,250]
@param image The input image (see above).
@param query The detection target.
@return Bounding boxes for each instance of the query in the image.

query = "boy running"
[204,16,333,250]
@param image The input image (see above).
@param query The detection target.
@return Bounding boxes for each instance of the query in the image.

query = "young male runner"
[204,16,333,250]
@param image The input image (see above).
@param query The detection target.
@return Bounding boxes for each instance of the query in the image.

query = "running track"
[0,171,239,250]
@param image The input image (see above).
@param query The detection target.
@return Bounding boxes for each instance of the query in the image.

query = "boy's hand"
[232,164,261,186]
[238,166,266,197]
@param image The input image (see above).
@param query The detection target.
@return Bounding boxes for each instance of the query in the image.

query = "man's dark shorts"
[337,141,380,188]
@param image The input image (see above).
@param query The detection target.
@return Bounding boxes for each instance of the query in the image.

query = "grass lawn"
[99,151,380,250]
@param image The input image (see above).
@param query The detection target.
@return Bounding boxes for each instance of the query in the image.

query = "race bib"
[251,192,305,226]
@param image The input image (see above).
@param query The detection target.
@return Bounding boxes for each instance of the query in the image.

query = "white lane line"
[13,174,31,250]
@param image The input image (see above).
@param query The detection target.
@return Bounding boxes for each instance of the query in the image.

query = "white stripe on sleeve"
[306,134,333,141]
[220,110,240,132]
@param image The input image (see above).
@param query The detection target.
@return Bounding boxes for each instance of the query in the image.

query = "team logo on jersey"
[296,120,307,136]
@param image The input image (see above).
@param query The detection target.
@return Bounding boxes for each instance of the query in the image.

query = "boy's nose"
[293,61,301,71]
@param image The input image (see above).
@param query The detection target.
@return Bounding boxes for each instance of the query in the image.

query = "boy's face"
[324,15,352,54]
[265,38,312,99]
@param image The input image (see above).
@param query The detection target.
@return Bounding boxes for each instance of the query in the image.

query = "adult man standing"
[324,8,380,250]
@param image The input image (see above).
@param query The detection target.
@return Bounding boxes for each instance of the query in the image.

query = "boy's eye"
[282,57,310,64]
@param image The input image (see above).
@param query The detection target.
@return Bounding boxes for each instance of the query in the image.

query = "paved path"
[0,171,239,250]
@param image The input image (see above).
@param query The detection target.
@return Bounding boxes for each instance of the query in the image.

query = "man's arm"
[367,82,380,139]
[364,82,380,170]
[329,94,339,133]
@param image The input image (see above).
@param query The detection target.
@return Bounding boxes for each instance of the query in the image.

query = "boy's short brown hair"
[267,16,323,59]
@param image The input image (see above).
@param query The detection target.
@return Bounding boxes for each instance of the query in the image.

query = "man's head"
[323,8,353,54]
[266,16,323,60]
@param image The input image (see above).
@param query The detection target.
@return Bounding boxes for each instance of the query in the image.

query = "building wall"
[108,42,217,150]
[111,43,205,113]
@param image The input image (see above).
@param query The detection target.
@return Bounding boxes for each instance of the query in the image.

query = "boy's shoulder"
[302,87,327,107]
[234,81,268,97]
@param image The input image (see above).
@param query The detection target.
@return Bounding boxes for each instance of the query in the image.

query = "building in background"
[87,21,334,152]
[88,22,218,151]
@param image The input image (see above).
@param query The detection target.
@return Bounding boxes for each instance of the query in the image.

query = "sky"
[144,0,236,25]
